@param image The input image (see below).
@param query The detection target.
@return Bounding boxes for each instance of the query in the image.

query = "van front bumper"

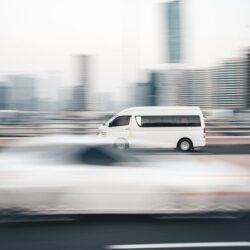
[97,132,107,136]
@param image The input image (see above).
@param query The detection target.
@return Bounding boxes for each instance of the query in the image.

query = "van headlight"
[98,131,107,136]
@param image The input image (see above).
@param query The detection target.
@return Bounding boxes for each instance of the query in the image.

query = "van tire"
[114,138,129,151]
[177,138,193,152]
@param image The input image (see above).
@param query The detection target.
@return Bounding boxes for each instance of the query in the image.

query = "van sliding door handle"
[125,128,130,131]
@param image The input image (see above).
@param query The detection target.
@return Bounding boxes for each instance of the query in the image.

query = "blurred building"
[157,68,185,106]
[134,72,158,106]
[8,75,36,111]
[148,72,158,106]
[164,0,183,63]
[0,82,11,110]
[158,68,214,109]
[140,54,248,110]
[133,0,249,111]
[98,92,114,111]
[72,55,91,111]
[155,0,184,107]
[57,86,74,112]
[212,58,247,109]
[181,69,214,109]
[37,72,63,112]
[247,51,250,109]
[135,82,149,106]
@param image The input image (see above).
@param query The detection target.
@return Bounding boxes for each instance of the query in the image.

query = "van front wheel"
[178,138,192,152]
[114,139,129,151]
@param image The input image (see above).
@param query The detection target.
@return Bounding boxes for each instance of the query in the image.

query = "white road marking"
[107,241,250,249]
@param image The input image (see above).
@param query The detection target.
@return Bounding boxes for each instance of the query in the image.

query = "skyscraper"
[72,55,91,111]
[164,0,182,63]
[157,0,183,107]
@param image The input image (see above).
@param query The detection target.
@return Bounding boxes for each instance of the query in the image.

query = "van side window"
[109,116,131,127]
[135,116,201,127]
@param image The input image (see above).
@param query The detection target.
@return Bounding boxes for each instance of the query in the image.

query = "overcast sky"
[0,0,249,94]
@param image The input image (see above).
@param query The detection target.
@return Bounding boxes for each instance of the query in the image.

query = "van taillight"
[203,127,206,134]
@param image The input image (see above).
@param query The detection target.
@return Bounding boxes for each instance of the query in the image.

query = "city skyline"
[0,0,249,95]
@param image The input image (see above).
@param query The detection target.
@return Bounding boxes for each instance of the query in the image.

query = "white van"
[98,106,206,151]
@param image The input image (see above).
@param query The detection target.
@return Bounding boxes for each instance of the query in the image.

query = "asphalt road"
[0,215,250,250]
[190,144,250,155]
[132,144,250,167]
[131,144,250,155]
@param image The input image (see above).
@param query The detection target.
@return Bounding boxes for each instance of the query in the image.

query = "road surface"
[0,215,250,250]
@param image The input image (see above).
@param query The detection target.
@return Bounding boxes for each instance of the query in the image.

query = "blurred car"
[0,135,249,217]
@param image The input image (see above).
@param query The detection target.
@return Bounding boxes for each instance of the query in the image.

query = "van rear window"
[135,115,201,127]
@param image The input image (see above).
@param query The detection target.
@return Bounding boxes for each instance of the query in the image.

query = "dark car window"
[135,115,201,127]
[74,147,119,165]
[109,116,131,127]
[72,145,139,166]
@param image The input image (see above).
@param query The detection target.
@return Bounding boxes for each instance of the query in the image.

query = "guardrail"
[0,115,250,137]
[0,124,250,137]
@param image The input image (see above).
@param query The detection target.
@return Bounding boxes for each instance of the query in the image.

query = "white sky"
[0,0,249,94]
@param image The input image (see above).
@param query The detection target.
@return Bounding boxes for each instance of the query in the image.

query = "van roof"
[117,106,202,116]
[119,106,201,112]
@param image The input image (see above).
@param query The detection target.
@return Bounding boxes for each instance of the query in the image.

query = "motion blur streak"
[107,241,250,249]
[0,136,249,218]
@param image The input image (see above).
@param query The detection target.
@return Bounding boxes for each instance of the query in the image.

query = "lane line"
[107,241,250,249]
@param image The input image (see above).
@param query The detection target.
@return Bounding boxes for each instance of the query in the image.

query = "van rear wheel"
[178,139,192,152]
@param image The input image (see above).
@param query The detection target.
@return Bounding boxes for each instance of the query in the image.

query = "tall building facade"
[246,51,250,109]
[72,55,91,111]
[164,0,183,63]
[8,75,36,111]
[0,82,10,110]
[135,82,150,106]
[212,58,247,109]
[157,68,185,106]
[181,69,214,109]
[155,0,183,108]
[134,72,158,106]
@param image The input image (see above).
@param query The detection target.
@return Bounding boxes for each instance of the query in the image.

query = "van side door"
[132,115,171,148]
